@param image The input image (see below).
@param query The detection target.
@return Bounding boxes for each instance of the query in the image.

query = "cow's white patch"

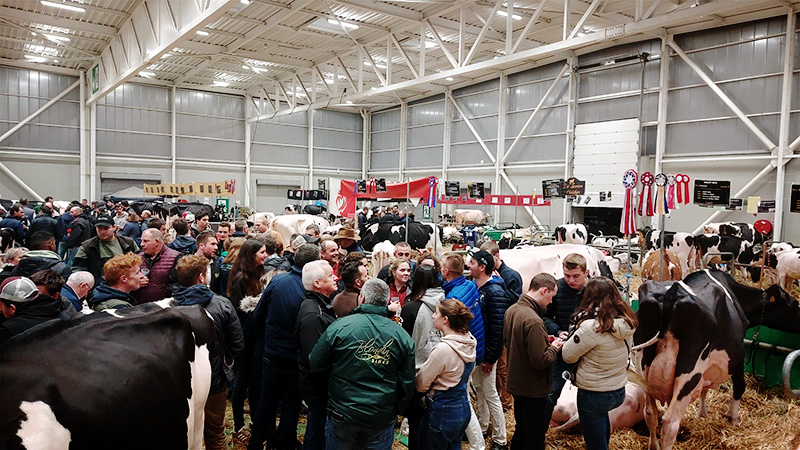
[103,309,123,318]
[704,270,734,305]
[155,298,174,309]
[79,305,94,315]
[17,401,71,450]
[186,335,212,450]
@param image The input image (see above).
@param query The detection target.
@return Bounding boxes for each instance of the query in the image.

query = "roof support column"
[244,94,252,208]
[652,36,670,229]
[80,71,88,200]
[362,110,370,179]
[563,54,577,224]
[89,102,97,202]
[443,89,453,216]
[495,73,507,222]
[171,86,177,184]
[774,10,796,240]
[308,109,315,190]
[399,102,408,181]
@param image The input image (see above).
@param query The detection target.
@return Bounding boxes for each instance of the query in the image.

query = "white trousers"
[465,402,485,450]
[472,363,507,445]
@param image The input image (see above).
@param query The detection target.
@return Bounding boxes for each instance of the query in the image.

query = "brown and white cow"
[641,249,682,282]
[452,209,491,225]
[270,214,330,247]
[634,269,800,450]
[499,244,615,290]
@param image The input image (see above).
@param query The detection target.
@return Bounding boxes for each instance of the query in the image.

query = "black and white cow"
[718,222,767,245]
[692,234,758,281]
[1,303,215,450]
[360,221,442,254]
[554,224,588,244]
[637,228,695,276]
[634,269,800,450]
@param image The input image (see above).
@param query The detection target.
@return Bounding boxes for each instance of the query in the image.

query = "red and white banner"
[333,177,439,219]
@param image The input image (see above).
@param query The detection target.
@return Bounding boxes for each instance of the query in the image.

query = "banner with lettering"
[143,180,237,197]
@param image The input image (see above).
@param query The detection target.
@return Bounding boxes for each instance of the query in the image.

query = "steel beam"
[87,0,240,105]
[399,102,408,180]
[568,0,602,39]
[0,162,44,201]
[502,63,570,163]
[464,1,503,67]
[308,109,314,190]
[446,92,496,164]
[0,80,79,144]
[495,73,508,223]
[563,54,577,224]
[89,103,97,202]
[512,0,547,54]
[668,38,778,152]
[500,171,542,225]
[426,20,459,70]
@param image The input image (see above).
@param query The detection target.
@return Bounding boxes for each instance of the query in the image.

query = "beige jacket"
[415,333,477,393]
[562,318,634,392]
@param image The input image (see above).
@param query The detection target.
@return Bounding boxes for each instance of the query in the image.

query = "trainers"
[489,442,508,450]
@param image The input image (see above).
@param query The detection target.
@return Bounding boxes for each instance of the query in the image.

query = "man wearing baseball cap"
[72,214,140,287]
[468,249,513,450]
[0,276,70,343]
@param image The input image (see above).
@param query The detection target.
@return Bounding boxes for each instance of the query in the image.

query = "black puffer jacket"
[12,251,70,281]
[173,284,245,395]
[66,214,93,249]
[542,278,583,336]
[28,215,61,243]
[479,276,513,365]
[0,294,71,344]
[296,290,336,401]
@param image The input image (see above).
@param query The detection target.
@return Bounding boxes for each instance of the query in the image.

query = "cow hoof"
[724,414,740,426]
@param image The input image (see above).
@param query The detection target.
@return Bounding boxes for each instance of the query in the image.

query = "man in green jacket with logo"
[309,278,415,450]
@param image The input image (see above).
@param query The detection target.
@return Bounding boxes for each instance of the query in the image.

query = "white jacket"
[562,318,634,392]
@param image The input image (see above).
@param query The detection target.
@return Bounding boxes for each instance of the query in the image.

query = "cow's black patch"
[678,373,702,400]
[700,345,711,360]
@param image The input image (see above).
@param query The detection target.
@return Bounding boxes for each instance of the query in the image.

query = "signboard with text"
[693,180,731,206]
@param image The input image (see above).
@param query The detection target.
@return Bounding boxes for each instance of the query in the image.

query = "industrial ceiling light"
[213,81,229,87]
[497,10,522,20]
[445,77,454,81]
[138,71,155,77]
[327,18,359,30]
[196,30,210,36]
[24,55,47,62]
[364,61,387,69]
[45,34,70,42]
[40,1,86,13]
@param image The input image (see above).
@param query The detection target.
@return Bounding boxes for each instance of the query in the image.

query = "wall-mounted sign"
[287,189,304,200]
[468,182,485,199]
[445,181,460,197]
[693,179,731,206]
[563,177,586,196]
[542,179,564,199]
[90,63,100,94]
[318,179,326,191]
[727,198,743,211]
[304,190,328,201]
[757,200,776,213]
[791,185,800,213]
[375,179,387,192]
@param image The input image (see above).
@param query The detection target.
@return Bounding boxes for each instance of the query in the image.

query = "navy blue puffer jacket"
[478,276,513,365]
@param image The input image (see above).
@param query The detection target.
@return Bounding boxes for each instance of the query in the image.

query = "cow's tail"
[627,333,657,390]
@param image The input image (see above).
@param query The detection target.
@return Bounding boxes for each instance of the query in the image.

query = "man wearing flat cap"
[0,276,71,343]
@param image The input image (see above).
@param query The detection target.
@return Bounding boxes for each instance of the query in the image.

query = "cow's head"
[718,223,737,236]
[762,285,800,334]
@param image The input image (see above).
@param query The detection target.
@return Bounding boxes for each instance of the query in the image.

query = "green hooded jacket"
[309,303,415,429]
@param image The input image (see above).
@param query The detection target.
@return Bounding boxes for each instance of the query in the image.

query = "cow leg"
[697,389,708,418]
[644,394,660,450]
[725,368,745,426]
[660,393,694,450]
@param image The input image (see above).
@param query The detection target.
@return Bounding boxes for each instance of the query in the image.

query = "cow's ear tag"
[573,335,580,343]
[769,295,775,303]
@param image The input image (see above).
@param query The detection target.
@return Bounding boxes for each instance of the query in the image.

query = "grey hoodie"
[416,332,477,393]
[409,287,445,370]
[562,317,635,391]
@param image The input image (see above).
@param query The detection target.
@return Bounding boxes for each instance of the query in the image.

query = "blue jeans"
[303,398,327,450]
[576,387,625,450]
[325,417,394,450]
[419,395,470,450]
[64,247,78,269]
[247,356,302,450]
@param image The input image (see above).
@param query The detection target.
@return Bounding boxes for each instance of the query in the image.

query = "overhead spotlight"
[327,18,359,30]
[240,0,250,4]
[213,81,229,87]
[46,34,70,42]
[40,1,86,13]
[161,53,171,58]
[497,10,522,20]
[24,55,47,62]
[138,71,155,77]
[196,30,210,36]
[445,77,454,81]
[345,100,353,104]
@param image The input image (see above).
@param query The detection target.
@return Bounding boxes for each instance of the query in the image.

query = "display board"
[693,180,731,206]
[791,184,800,213]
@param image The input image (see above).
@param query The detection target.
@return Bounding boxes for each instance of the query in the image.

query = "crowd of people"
[0,197,637,450]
